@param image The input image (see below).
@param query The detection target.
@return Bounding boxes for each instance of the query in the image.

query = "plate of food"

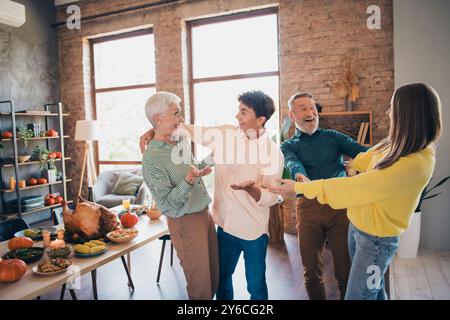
[117,206,145,217]
[14,227,57,241]
[2,247,45,264]
[107,228,139,243]
[73,240,108,258]
[32,258,72,275]
[45,245,72,259]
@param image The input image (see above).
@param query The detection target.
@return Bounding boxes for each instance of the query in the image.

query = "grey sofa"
[92,169,150,208]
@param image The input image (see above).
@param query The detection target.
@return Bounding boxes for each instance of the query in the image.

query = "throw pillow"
[111,171,143,196]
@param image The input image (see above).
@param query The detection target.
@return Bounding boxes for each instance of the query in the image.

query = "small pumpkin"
[0,258,27,282]
[8,236,33,251]
[120,211,138,228]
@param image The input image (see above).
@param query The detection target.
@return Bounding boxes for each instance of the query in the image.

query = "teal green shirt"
[142,137,212,219]
[281,128,368,180]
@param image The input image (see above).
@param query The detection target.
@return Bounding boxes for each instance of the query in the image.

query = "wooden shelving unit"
[319,110,373,146]
[0,136,69,142]
[0,157,71,168]
[2,200,74,220]
[0,112,69,117]
[1,179,73,193]
[0,101,71,221]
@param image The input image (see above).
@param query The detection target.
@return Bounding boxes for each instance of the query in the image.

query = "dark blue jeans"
[216,226,269,300]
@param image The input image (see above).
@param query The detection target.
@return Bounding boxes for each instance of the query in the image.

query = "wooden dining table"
[0,213,169,300]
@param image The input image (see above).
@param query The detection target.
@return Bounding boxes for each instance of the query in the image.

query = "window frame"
[89,28,155,173]
[186,7,280,125]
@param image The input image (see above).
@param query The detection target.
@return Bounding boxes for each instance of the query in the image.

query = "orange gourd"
[8,237,33,251]
[0,259,27,282]
[120,211,138,228]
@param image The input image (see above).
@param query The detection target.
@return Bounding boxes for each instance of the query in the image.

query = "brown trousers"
[167,208,219,300]
[296,197,350,300]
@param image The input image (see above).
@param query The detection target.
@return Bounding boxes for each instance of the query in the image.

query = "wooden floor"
[37,232,340,300]
[33,219,450,300]
[391,248,450,300]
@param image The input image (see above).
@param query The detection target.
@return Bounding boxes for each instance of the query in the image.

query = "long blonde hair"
[375,83,442,169]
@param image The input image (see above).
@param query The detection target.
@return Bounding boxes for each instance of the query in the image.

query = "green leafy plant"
[17,126,33,152]
[416,176,450,212]
[33,146,55,170]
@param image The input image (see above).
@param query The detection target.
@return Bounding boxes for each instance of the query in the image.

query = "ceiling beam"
[54,0,79,6]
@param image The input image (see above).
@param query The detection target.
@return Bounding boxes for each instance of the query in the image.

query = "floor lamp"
[74,120,101,200]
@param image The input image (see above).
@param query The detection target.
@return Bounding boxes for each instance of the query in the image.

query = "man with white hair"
[281,92,368,300]
[142,91,218,300]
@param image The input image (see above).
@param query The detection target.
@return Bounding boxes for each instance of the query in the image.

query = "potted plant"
[16,126,33,163]
[398,176,450,259]
[33,146,57,183]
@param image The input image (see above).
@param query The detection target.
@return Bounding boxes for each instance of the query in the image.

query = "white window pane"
[94,34,156,89]
[193,76,280,164]
[96,88,155,162]
[193,76,280,136]
[192,14,278,78]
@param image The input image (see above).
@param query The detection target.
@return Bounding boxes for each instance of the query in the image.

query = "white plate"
[32,263,72,276]
[107,229,138,243]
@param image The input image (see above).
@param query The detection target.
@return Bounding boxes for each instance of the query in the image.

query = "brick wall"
[56,0,394,231]
[279,0,394,143]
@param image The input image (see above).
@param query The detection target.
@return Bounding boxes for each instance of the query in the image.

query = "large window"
[188,9,280,190]
[91,29,156,173]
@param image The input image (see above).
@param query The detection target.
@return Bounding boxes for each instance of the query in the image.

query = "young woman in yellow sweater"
[268,83,442,300]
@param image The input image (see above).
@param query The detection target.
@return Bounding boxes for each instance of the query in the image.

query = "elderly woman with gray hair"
[141,91,218,300]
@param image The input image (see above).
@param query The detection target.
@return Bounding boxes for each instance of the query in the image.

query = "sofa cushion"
[111,171,143,196]
[96,194,136,209]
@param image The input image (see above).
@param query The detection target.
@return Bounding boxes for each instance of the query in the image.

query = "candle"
[9,177,16,190]
[42,230,51,249]
[50,239,66,249]
[56,229,65,240]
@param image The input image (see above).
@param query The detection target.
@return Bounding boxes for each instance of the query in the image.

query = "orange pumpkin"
[8,237,33,251]
[120,211,138,228]
[0,259,27,282]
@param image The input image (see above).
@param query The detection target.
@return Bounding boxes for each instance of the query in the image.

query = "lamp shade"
[74,120,102,141]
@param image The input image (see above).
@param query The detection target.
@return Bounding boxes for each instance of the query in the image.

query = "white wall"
[394,0,450,250]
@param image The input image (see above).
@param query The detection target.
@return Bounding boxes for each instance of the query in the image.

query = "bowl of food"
[145,209,161,220]
[19,155,32,163]
[107,228,139,243]
[45,245,72,259]
[33,258,72,275]
[2,247,45,264]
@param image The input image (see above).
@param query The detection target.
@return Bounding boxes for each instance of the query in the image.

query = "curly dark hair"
[237,90,275,126]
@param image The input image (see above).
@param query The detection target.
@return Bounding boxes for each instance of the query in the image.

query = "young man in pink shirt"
[140,91,284,300]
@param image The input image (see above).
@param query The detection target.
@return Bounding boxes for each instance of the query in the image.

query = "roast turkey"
[62,197,119,240]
